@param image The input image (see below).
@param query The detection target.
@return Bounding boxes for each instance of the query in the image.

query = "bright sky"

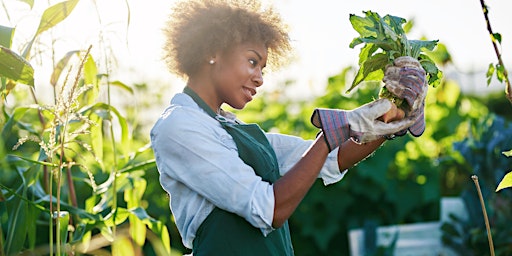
[2,0,512,100]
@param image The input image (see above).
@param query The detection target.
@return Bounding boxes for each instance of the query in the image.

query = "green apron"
[184,87,294,256]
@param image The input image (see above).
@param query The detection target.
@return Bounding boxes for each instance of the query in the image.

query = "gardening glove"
[311,98,417,151]
[382,56,428,137]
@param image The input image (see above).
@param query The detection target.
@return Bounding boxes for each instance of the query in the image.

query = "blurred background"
[1,0,512,255]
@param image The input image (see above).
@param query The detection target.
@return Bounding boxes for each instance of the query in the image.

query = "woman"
[150,0,427,255]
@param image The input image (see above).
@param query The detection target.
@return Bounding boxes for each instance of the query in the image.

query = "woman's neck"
[186,80,221,114]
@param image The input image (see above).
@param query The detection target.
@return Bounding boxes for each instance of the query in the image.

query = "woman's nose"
[253,68,263,87]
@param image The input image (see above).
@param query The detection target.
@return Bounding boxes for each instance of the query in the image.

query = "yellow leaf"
[496,171,512,192]
[112,236,135,256]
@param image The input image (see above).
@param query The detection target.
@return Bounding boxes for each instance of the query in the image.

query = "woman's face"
[211,42,267,110]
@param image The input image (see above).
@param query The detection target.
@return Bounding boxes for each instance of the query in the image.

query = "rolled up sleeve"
[265,133,346,185]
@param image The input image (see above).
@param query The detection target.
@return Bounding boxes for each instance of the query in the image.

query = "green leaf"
[496,171,512,191]
[104,207,130,226]
[89,113,104,165]
[119,159,156,173]
[26,200,41,249]
[17,0,34,8]
[4,189,28,255]
[349,13,378,39]
[7,154,59,168]
[486,63,495,86]
[347,52,388,93]
[50,50,80,86]
[1,104,41,142]
[83,53,98,87]
[126,179,147,246]
[0,25,15,48]
[347,10,441,92]
[385,14,407,35]
[492,32,502,44]
[56,211,70,245]
[409,39,439,58]
[496,64,505,82]
[21,0,80,58]
[111,80,134,94]
[0,46,34,86]
[503,149,512,157]
[35,0,80,36]
[130,207,171,254]
[80,103,130,157]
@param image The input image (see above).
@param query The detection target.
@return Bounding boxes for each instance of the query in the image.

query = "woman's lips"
[242,86,256,99]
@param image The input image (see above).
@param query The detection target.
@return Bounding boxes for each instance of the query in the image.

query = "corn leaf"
[22,0,80,58]
[104,207,130,226]
[26,201,41,249]
[50,50,80,87]
[0,46,34,86]
[56,211,70,245]
[126,178,147,246]
[7,154,59,167]
[112,236,135,256]
[0,25,14,48]
[89,113,104,166]
[119,159,156,174]
[17,0,34,9]
[35,0,80,36]
[4,186,28,256]
[111,80,134,94]
[80,103,130,158]
[130,207,171,255]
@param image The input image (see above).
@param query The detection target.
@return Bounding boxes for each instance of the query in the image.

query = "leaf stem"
[471,175,495,256]
[479,0,512,103]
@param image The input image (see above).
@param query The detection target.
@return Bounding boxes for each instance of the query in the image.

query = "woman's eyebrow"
[248,49,262,60]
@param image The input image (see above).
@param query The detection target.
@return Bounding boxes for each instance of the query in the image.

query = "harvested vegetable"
[379,102,405,123]
[347,10,442,110]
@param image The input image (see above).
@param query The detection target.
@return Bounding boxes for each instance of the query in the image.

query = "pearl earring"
[209,59,215,64]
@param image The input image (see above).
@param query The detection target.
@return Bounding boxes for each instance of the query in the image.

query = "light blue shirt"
[150,93,346,249]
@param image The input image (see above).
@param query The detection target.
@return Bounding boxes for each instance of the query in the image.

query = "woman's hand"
[310,98,416,151]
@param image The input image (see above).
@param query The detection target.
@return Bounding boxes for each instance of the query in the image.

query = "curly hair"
[162,0,291,78]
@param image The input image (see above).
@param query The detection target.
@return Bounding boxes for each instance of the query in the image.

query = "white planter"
[348,197,467,256]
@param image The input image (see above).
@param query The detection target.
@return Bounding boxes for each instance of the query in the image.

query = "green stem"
[479,0,512,103]
[471,175,495,256]
[108,79,119,241]
[49,170,54,256]
[0,204,4,256]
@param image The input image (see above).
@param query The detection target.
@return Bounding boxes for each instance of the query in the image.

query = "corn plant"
[1,1,170,255]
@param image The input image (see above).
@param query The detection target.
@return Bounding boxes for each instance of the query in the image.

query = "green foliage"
[496,171,512,192]
[0,1,173,255]
[347,10,442,93]
[441,114,512,255]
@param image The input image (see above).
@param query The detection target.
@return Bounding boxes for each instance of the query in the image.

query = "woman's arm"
[337,137,385,170]
[272,134,385,228]
[272,133,329,228]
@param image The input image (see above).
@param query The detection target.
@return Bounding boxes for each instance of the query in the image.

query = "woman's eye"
[249,59,257,66]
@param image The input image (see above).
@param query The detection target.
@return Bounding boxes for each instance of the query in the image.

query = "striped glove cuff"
[311,109,350,151]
